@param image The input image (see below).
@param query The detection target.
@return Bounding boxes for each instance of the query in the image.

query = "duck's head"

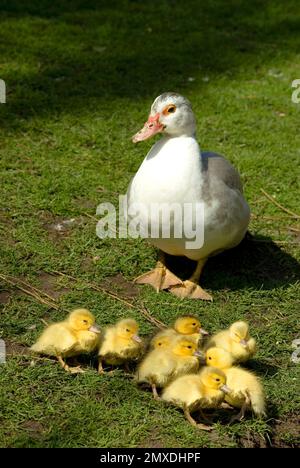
[229,321,250,347]
[174,315,209,336]
[205,347,233,370]
[152,334,172,350]
[68,308,101,333]
[171,337,202,358]
[116,318,142,343]
[200,367,231,394]
[132,92,196,142]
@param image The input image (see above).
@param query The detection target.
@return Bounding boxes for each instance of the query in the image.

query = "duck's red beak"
[132,113,164,143]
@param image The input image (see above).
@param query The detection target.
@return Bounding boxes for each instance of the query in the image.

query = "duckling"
[151,334,174,350]
[162,367,231,430]
[98,318,143,374]
[205,347,266,421]
[205,321,256,363]
[150,315,208,349]
[30,308,101,373]
[136,336,201,399]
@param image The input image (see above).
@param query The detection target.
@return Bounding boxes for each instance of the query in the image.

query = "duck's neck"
[151,134,202,166]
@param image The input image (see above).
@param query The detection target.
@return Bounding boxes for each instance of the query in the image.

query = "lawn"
[0,0,300,448]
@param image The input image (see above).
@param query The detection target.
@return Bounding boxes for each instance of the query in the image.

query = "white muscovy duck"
[127,92,250,300]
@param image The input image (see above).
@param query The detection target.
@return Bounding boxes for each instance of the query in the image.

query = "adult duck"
[127,92,250,300]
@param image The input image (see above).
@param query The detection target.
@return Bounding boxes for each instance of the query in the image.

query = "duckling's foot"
[134,267,182,293]
[220,402,234,410]
[229,413,244,424]
[57,356,84,374]
[98,359,105,375]
[68,366,85,374]
[151,383,160,400]
[169,280,213,301]
[196,423,213,431]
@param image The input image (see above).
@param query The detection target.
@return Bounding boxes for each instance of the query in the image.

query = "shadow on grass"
[246,358,280,377]
[0,0,300,128]
[166,234,300,293]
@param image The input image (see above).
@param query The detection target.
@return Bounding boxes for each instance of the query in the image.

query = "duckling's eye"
[216,378,220,382]
[192,323,196,326]
[208,357,212,360]
[83,320,88,324]
[126,328,130,332]
[187,345,192,349]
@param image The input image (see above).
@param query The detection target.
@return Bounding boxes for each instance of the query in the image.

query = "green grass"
[0,0,300,448]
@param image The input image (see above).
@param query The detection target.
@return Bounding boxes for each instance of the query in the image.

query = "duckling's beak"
[132,113,164,143]
[132,334,142,343]
[240,339,248,348]
[220,384,231,394]
[89,324,101,334]
[199,327,209,336]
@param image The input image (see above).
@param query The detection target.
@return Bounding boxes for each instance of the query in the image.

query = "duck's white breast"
[127,136,249,259]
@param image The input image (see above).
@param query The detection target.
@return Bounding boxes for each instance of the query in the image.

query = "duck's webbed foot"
[169,258,212,301]
[57,356,84,374]
[134,251,182,292]
[169,280,212,301]
[183,406,212,431]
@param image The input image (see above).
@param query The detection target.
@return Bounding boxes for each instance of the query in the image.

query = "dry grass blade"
[251,214,293,221]
[288,227,300,234]
[50,270,166,329]
[15,277,57,302]
[260,189,300,219]
[0,274,59,310]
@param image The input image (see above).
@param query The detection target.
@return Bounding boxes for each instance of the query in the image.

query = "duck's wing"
[31,323,77,356]
[201,152,243,193]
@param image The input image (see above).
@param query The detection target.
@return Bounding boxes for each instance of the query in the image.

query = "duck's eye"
[187,345,192,349]
[126,328,130,332]
[83,320,88,324]
[208,357,212,360]
[192,323,196,326]
[216,378,220,382]
[163,104,177,115]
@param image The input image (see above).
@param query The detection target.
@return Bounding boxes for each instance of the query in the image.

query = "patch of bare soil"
[21,420,44,436]
[0,291,12,305]
[271,413,300,448]
[40,212,84,240]
[6,341,29,356]
[37,272,71,299]
[138,428,164,448]
[238,413,300,448]
[103,273,139,299]
[239,431,268,448]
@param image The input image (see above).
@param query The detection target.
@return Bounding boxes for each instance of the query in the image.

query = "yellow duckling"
[205,321,256,363]
[205,347,266,421]
[162,367,231,430]
[136,336,201,399]
[98,318,143,373]
[30,308,101,373]
[151,334,174,350]
[150,315,208,349]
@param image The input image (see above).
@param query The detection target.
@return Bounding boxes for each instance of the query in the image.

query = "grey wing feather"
[201,151,243,193]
